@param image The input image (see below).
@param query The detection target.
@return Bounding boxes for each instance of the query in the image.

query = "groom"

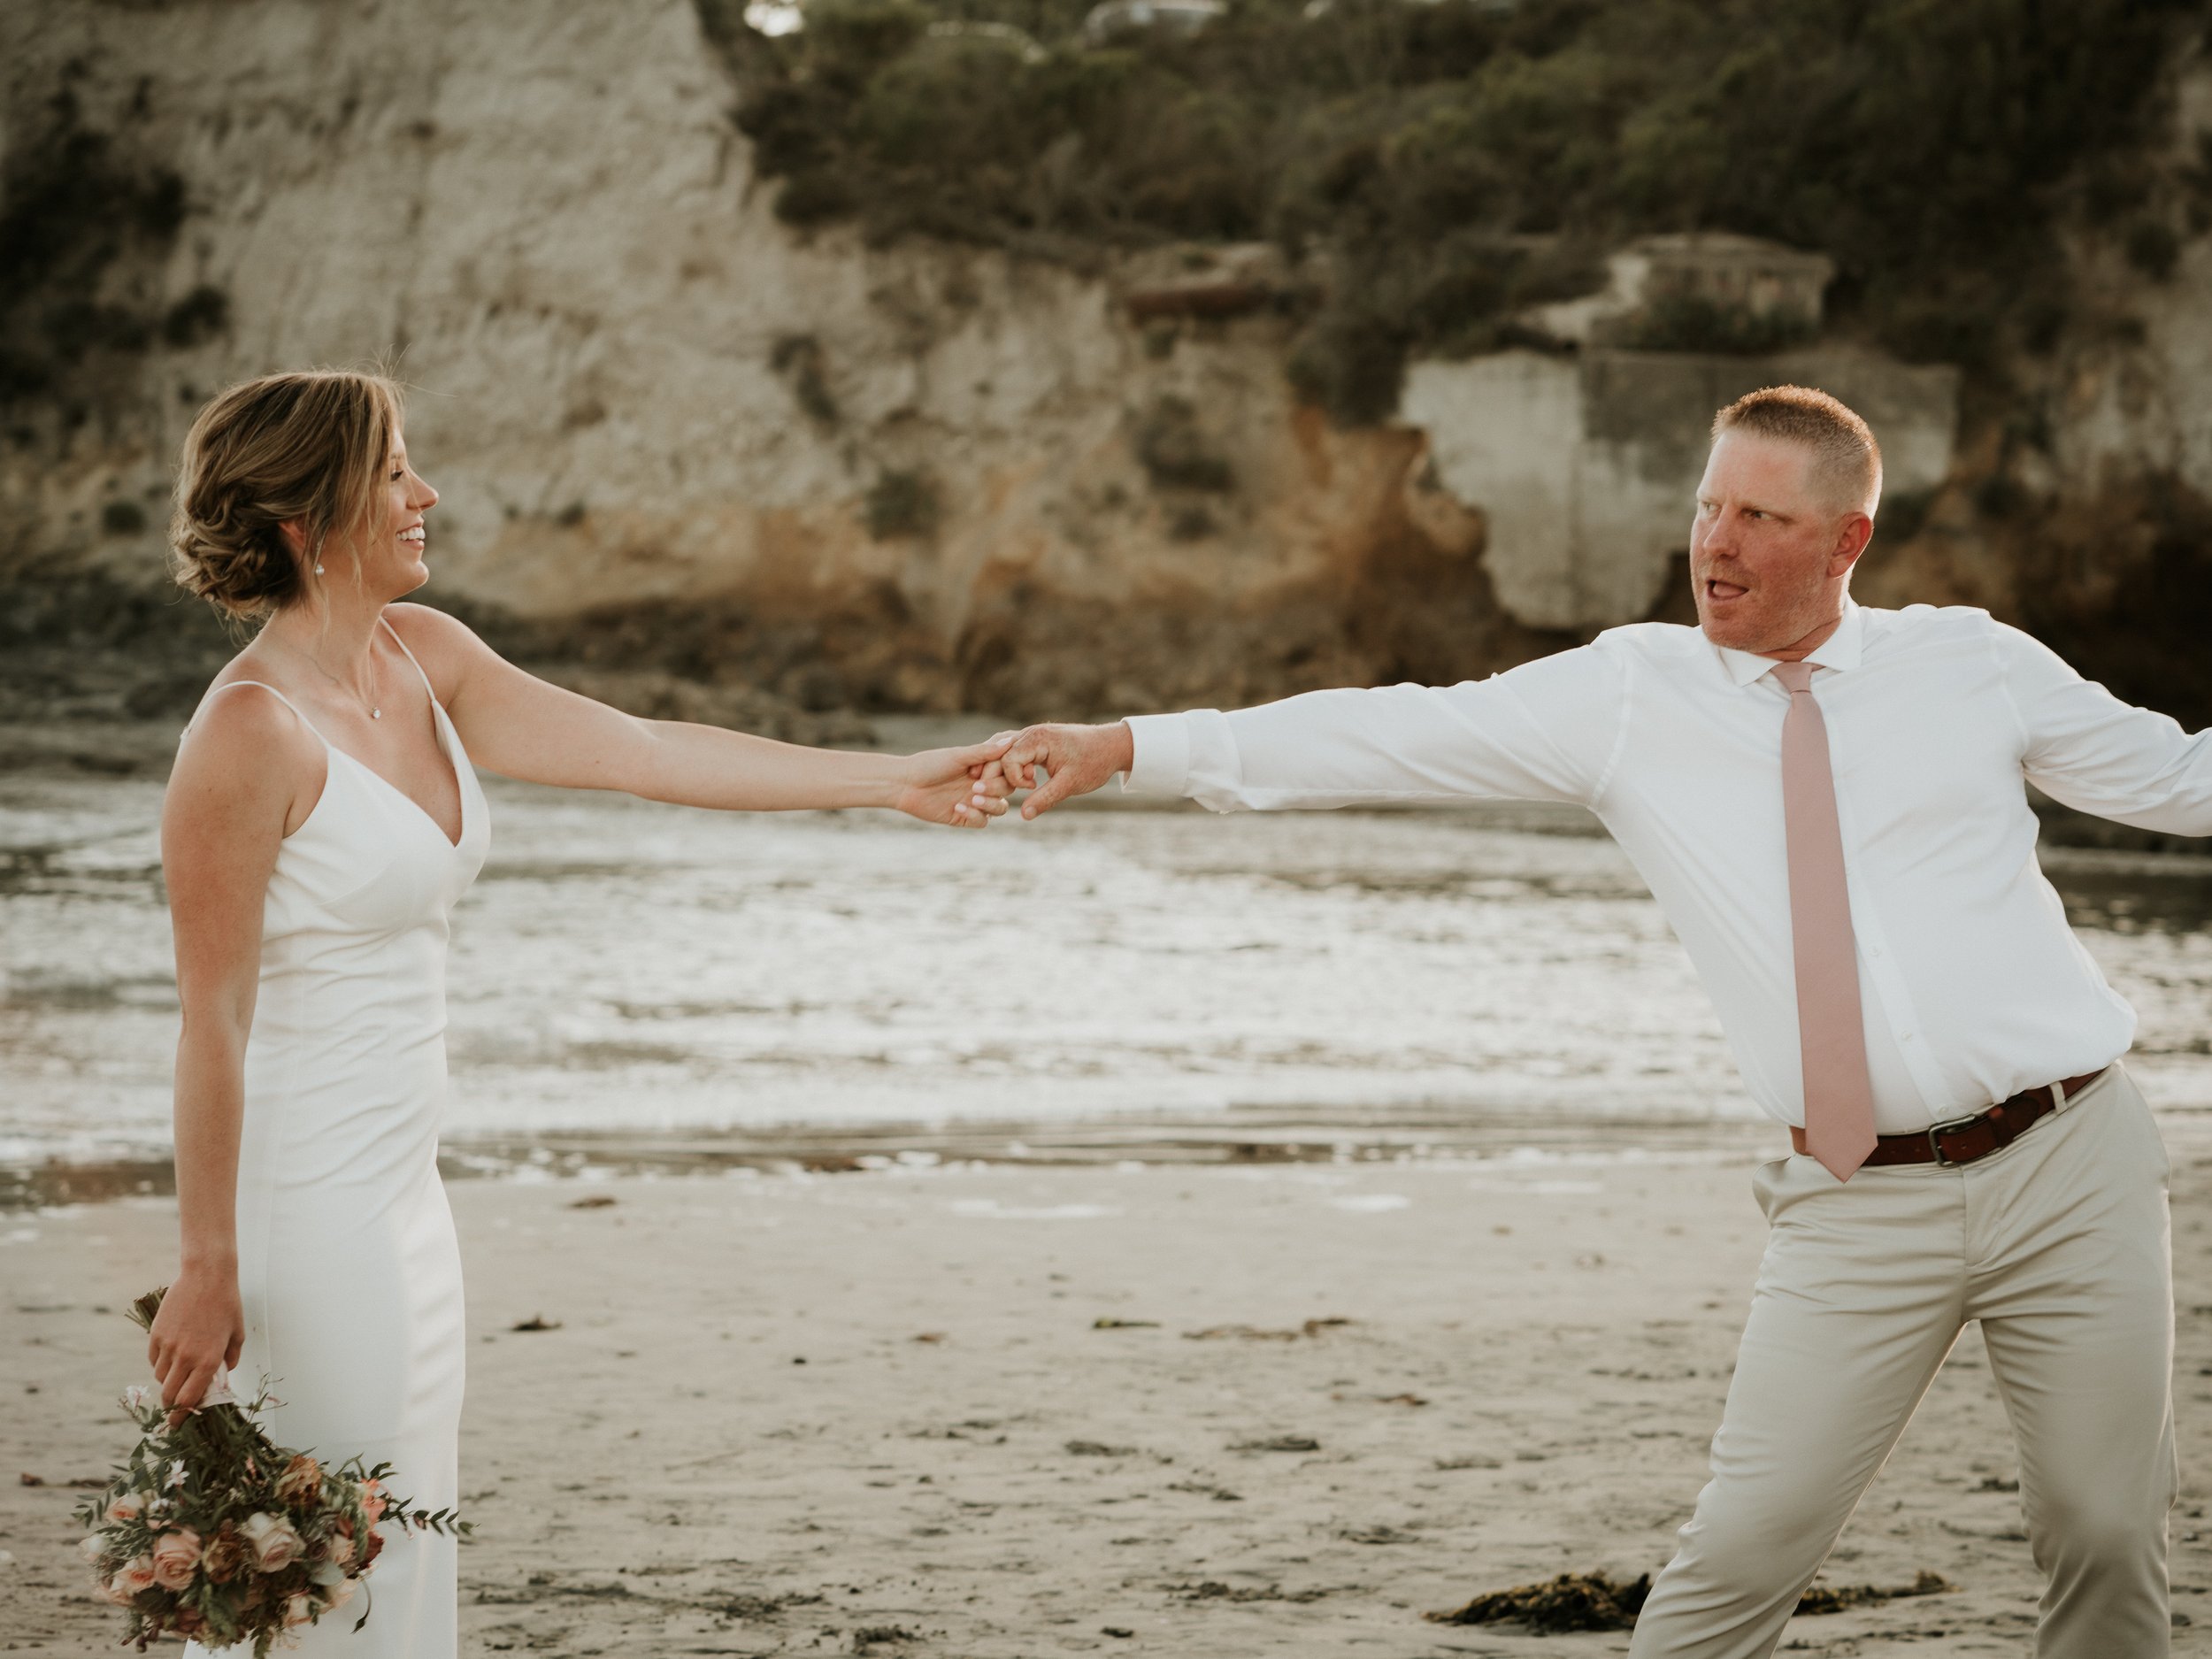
[993,386,2204,1656]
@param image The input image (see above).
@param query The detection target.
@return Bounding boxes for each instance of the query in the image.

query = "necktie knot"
[1773,660,1816,695]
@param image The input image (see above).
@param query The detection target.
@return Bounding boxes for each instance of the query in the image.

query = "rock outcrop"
[0,0,1548,719]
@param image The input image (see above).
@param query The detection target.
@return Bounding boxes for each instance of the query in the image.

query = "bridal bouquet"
[74,1288,468,1655]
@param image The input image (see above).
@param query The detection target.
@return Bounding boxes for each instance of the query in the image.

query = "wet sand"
[7,1124,2211,1657]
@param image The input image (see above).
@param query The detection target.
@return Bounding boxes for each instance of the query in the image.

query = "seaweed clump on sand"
[1426,1571,1651,1632]
[1429,1567,1955,1632]
[1794,1569,1955,1614]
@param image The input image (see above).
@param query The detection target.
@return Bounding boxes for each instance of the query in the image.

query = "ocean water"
[5,772,2212,1167]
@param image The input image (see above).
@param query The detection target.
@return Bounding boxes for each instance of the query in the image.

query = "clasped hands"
[935,722,1131,826]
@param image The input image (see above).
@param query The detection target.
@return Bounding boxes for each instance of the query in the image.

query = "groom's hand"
[997,722,1134,819]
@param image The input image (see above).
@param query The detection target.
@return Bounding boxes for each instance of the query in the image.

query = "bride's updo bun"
[169,369,404,620]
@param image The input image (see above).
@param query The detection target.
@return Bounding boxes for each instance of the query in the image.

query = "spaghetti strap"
[380,616,440,703]
[186,680,333,747]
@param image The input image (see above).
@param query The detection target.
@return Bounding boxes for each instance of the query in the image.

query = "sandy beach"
[7,1121,2210,1657]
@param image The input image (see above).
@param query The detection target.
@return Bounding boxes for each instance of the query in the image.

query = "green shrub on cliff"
[704,0,2201,422]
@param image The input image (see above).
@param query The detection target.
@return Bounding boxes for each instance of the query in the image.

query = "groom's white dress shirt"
[1124,602,2212,1135]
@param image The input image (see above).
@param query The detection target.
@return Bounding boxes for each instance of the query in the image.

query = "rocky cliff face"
[3,0,2208,727]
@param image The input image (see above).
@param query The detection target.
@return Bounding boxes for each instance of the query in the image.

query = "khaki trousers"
[1630,1065,2177,1658]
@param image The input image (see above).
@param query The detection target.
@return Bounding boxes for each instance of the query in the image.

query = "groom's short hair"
[1712,385,1882,518]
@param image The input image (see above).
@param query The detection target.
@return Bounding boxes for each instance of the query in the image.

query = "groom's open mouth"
[1703,577,1749,603]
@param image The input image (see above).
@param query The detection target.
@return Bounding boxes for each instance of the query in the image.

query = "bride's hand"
[894,738,1015,827]
[149,1263,244,1417]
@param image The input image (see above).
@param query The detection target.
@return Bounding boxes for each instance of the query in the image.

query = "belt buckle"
[1926,1111,1985,1167]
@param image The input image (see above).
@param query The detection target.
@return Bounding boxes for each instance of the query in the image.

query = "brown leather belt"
[1789,1067,2112,1169]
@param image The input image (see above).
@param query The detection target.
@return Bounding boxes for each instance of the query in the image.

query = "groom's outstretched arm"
[1005,642,1630,819]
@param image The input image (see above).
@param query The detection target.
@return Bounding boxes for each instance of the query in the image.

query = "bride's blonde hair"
[169,369,405,620]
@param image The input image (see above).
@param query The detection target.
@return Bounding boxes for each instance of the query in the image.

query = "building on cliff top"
[1531,232,1838,349]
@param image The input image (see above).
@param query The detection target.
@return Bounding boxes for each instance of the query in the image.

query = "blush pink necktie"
[1773,661,1878,1181]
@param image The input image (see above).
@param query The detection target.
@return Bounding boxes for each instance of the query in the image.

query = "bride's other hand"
[897,740,1016,826]
[149,1264,244,1416]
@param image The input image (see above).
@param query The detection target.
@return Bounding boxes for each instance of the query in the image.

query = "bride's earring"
[314,562,326,575]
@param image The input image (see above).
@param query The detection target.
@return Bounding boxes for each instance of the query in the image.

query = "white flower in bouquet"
[239,1511,305,1573]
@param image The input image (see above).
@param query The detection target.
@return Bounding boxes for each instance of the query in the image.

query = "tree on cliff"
[703,0,2207,423]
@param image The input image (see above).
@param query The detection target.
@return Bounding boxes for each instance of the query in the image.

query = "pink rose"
[324,1524,357,1567]
[105,1491,146,1524]
[239,1512,304,1573]
[150,1528,203,1591]
[113,1555,157,1598]
[96,1575,135,1607]
[359,1479,387,1524]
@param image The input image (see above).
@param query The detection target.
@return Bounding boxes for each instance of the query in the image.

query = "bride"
[147,368,1011,1653]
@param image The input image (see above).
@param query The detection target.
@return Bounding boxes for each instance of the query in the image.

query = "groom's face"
[1689,433,1863,656]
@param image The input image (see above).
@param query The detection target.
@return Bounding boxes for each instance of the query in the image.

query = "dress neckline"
[320,702,471,852]
[188,618,471,851]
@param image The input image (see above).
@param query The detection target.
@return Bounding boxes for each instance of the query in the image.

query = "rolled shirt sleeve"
[1123,641,1630,812]
[1997,621,2212,835]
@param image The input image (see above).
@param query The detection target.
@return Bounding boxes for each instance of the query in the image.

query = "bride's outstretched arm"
[389,603,1011,826]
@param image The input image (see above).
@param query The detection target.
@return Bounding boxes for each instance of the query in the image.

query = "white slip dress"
[179,620,488,1656]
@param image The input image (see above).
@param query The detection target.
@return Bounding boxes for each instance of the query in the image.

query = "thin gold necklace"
[275,635,383,720]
